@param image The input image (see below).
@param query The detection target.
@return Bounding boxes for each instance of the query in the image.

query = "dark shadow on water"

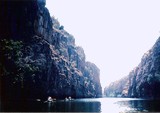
[0,100,101,112]
[44,101,101,112]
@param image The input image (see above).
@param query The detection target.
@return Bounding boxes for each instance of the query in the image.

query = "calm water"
[1,98,160,112]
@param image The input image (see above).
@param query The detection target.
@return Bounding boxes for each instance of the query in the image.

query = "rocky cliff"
[104,37,160,98]
[0,0,102,100]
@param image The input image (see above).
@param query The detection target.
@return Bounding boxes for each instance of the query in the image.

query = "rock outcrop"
[0,0,102,100]
[104,38,160,98]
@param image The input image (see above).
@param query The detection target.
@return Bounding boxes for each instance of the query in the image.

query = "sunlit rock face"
[0,0,102,100]
[104,38,160,98]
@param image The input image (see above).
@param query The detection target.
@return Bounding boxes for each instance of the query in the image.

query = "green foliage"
[0,39,39,88]
[0,39,23,76]
[59,25,64,30]
[0,39,23,61]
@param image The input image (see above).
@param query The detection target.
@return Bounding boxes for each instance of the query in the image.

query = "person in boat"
[65,96,73,101]
[65,97,69,101]
[68,96,71,100]
[48,96,53,102]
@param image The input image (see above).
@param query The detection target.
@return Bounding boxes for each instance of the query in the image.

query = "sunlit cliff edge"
[104,37,160,98]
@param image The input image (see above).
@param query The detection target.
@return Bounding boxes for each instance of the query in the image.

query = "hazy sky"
[46,0,160,89]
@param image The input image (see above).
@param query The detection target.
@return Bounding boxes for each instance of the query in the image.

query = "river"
[1,98,160,112]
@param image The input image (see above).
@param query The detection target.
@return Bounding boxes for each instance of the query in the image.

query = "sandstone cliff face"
[0,0,102,100]
[104,38,160,98]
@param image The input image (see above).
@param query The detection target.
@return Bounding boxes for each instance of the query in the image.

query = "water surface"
[1,98,160,112]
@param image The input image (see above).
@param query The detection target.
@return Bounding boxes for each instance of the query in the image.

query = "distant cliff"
[104,38,160,98]
[0,0,102,100]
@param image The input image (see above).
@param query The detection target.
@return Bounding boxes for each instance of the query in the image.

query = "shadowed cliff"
[0,0,102,100]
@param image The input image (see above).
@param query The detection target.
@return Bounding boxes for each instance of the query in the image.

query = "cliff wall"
[0,0,102,100]
[104,38,160,98]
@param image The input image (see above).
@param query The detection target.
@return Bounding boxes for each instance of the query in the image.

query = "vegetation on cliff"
[0,0,102,100]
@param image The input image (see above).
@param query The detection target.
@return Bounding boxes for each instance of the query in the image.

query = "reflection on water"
[44,100,101,112]
[116,99,160,112]
[1,98,160,112]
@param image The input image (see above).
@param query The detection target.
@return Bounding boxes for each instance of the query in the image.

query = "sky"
[46,0,160,89]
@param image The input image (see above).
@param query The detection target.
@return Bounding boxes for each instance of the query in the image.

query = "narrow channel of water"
[1,98,160,112]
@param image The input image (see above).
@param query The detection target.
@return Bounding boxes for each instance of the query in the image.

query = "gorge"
[0,0,102,101]
[1,0,160,102]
